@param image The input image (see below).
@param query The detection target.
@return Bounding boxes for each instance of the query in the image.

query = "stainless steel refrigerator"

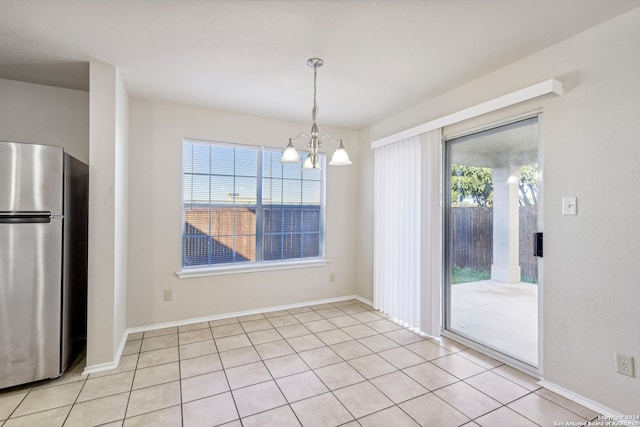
[0,141,88,389]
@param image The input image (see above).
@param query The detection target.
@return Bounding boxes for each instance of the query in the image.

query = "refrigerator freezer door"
[0,142,64,214]
[0,218,63,388]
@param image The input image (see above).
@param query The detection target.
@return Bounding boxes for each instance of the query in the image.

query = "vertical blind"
[373,129,441,334]
[374,135,422,328]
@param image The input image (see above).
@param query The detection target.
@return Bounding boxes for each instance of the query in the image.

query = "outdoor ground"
[451,280,538,366]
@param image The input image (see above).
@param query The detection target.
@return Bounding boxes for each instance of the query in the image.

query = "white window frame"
[177,139,327,278]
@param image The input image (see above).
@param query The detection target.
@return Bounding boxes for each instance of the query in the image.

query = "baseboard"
[538,380,640,426]
[82,360,118,375]
[82,331,129,375]
[82,330,127,375]
[82,331,134,375]
[83,294,367,374]
[354,295,373,307]
[127,294,365,334]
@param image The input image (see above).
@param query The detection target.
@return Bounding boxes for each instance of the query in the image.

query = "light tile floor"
[0,299,600,426]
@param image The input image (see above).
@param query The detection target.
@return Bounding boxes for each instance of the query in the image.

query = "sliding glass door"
[444,116,540,368]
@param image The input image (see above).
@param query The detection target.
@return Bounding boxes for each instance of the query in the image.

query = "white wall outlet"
[329,272,336,282]
[163,289,173,302]
[562,197,577,215]
[616,353,635,377]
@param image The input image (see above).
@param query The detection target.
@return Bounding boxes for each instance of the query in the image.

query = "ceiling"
[1,1,639,130]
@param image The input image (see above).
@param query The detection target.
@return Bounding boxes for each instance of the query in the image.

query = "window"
[182,139,325,270]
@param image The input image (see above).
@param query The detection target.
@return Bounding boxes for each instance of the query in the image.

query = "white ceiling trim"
[370,79,564,150]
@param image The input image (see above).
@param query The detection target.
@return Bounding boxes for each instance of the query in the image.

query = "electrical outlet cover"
[616,353,635,377]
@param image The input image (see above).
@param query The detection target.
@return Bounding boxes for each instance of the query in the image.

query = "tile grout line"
[252,315,306,426]
[233,302,355,424]
[2,300,595,427]
[314,306,473,425]
[219,311,277,422]
[353,372,428,425]
[301,303,401,424]
[177,327,184,427]
[125,319,460,424]
[460,368,544,422]
[123,329,150,423]
[305,304,363,425]
[404,342,538,426]
[258,309,302,426]
[3,356,90,425]
[123,328,183,423]
[168,306,576,425]
[323,301,434,425]
[60,364,89,426]
[2,383,32,423]
[465,389,544,426]
[244,306,336,424]
[122,332,146,424]
[533,389,595,421]
[294,302,373,424]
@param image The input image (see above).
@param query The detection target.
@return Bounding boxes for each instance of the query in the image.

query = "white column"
[491,166,521,283]
[86,62,129,370]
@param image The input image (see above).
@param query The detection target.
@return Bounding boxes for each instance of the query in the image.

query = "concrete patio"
[450,280,538,366]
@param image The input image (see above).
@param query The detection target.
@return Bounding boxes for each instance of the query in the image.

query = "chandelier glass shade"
[281,58,352,169]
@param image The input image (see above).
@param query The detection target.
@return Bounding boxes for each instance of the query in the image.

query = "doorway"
[443,116,540,369]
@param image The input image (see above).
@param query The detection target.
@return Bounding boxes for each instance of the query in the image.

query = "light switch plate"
[562,197,577,215]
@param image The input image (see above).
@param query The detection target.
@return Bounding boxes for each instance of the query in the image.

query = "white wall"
[127,99,359,327]
[113,70,129,356]
[358,8,640,414]
[356,127,374,301]
[0,78,89,162]
[87,62,129,367]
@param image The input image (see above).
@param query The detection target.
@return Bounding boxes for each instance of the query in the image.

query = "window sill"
[176,258,329,279]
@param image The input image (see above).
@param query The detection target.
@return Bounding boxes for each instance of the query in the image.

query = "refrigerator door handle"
[0,211,52,224]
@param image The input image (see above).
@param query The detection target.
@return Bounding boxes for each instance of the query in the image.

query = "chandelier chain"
[312,65,318,123]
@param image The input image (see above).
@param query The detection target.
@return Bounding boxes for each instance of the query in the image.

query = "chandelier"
[281,58,352,169]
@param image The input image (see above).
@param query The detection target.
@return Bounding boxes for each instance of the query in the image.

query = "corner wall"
[87,62,129,367]
[359,8,640,414]
[113,70,129,355]
[127,99,359,328]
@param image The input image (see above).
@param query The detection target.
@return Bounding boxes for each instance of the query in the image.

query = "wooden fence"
[451,206,538,281]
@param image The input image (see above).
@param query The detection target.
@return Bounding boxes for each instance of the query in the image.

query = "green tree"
[451,164,539,207]
[451,165,493,207]
[519,164,538,206]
